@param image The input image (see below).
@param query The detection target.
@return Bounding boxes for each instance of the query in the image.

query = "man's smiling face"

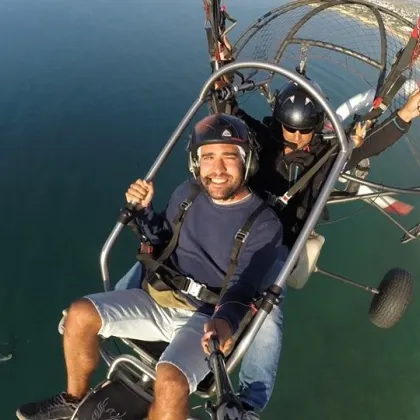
[198,143,245,201]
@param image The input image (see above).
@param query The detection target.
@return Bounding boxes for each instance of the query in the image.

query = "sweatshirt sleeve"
[211,213,288,334]
[345,111,411,171]
[236,108,266,132]
[235,107,274,150]
[134,180,196,247]
[135,204,173,247]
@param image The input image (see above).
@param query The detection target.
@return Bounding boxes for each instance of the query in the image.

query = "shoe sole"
[15,409,29,420]
[16,408,70,420]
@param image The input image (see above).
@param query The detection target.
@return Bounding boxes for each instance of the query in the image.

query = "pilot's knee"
[154,363,190,399]
[64,298,102,335]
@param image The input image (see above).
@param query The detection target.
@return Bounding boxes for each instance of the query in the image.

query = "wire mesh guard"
[232,0,419,114]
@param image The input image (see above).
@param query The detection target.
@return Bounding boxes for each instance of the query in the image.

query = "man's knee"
[64,298,102,335]
[154,363,190,399]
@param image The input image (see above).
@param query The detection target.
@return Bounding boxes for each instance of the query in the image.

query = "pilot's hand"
[398,88,420,123]
[125,179,154,210]
[351,120,371,148]
[201,318,233,356]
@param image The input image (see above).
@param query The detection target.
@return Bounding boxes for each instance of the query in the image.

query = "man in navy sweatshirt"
[16,113,288,420]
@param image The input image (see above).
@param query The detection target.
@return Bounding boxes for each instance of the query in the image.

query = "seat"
[126,339,215,392]
[121,304,256,395]
[129,340,169,361]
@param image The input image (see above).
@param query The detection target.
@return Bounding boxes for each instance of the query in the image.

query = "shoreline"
[304,0,419,71]
[307,0,415,40]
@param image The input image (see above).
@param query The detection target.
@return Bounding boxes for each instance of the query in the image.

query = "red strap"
[249,302,258,315]
[214,302,258,315]
[140,243,154,254]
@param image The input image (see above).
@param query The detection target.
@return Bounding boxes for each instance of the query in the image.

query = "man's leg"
[16,282,174,419]
[238,287,286,414]
[68,288,175,398]
[149,364,190,420]
[64,298,102,399]
[148,310,212,420]
[114,262,142,291]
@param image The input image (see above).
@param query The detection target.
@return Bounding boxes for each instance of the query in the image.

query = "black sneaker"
[241,402,260,420]
[16,392,79,420]
[243,411,260,420]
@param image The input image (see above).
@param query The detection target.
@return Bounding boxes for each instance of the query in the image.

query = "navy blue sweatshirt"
[136,180,288,334]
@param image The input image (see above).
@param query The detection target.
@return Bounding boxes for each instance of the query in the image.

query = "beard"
[199,173,243,201]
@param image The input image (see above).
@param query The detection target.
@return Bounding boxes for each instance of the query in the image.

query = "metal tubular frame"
[233,0,412,91]
[235,0,414,56]
[273,2,337,66]
[98,60,351,398]
[285,39,382,69]
[340,174,420,195]
[107,354,156,381]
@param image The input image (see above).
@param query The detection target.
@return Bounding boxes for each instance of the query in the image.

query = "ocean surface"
[1,0,420,419]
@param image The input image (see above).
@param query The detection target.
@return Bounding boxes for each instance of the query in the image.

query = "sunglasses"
[282,124,314,135]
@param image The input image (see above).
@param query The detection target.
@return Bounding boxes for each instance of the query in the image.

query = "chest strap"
[220,202,267,297]
[156,183,202,263]
[275,144,337,207]
[138,186,267,305]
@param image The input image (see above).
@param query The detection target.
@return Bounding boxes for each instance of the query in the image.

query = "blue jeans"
[237,260,286,412]
[114,262,143,290]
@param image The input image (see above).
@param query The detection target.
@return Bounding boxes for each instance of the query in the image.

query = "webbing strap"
[136,182,220,305]
[205,27,216,57]
[139,185,267,305]
[278,144,338,206]
[360,18,420,122]
[138,254,220,305]
[220,202,267,296]
[362,77,407,122]
[155,274,220,305]
[156,183,201,263]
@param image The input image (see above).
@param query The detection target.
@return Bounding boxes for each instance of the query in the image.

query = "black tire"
[369,268,413,328]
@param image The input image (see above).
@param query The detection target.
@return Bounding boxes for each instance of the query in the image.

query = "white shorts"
[85,263,211,393]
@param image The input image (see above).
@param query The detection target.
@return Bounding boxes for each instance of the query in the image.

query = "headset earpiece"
[245,149,259,179]
[188,152,200,178]
[187,134,200,178]
[244,128,259,179]
[315,110,327,133]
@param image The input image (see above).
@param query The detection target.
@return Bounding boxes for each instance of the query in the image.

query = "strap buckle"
[235,230,249,242]
[182,277,206,299]
[265,191,287,208]
[180,200,193,211]
[265,191,278,207]
[278,193,290,206]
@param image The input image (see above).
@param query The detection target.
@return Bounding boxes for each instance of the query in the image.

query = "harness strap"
[138,183,266,306]
[277,144,338,206]
[220,202,267,296]
[360,18,420,122]
[156,183,201,263]
[138,253,220,304]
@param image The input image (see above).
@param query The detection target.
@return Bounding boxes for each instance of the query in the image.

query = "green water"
[1,0,420,419]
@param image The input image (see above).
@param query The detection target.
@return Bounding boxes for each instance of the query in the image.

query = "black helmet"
[273,82,326,132]
[188,113,259,180]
